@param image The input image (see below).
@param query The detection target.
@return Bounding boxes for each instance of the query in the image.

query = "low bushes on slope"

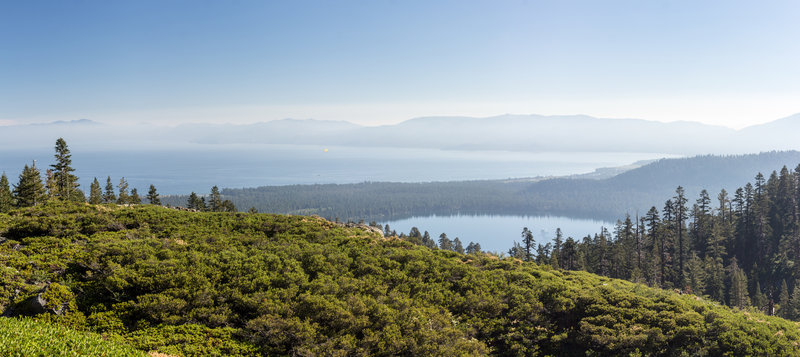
[1,202,800,356]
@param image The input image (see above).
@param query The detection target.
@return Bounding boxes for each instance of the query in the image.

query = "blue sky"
[1,0,798,128]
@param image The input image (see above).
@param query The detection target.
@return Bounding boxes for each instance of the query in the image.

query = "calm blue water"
[384,214,613,254]
[0,144,670,194]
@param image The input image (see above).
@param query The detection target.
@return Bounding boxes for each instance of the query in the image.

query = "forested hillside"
[497,162,800,321]
[174,151,800,221]
[3,203,800,355]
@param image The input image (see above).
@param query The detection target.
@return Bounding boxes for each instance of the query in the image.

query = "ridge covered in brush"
[1,203,800,356]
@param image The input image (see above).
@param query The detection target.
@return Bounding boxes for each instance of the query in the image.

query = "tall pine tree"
[50,138,80,201]
[438,233,453,251]
[117,177,130,204]
[147,184,161,205]
[89,177,102,204]
[521,227,535,262]
[130,188,141,204]
[674,186,689,288]
[103,177,116,203]
[0,173,14,212]
[209,186,223,212]
[13,162,46,207]
[778,280,791,318]
[727,258,749,308]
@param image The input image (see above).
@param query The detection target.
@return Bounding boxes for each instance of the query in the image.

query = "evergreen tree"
[673,186,689,287]
[0,173,14,212]
[536,243,552,265]
[789,280,800,320]
[465,242,482,255]
[453,237,465,254]
[248,207,258,214]
[13,162,46,207]
[409,227,422,240]
[88,177,102,204]
[147,184,161,205]
[221,200,236,212]
[209,186,223,212]
[103,177,116,203]
[117,177,130,204]
[561,237,578,270]
[421,231,432,246]
[130,188,141,204]
[188,192,206,210]
[187,192,198,210]
[662,200,676,287]
[686,252,705,295]
[752,281,767,312]
[551,228,563,269]
[778,280,791,318]
[727,258,749,308]
[424,233,437,249]
[521,227,535,262]
[50,138,79,201]
[438,233,453,251]
[508,241,525,260]
[704,255,725,302]
[644,206,661,286]
[44,169,56,200]
[692,189,712,257]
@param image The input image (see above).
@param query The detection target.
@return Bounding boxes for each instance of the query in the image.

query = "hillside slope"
[2,203,800,356]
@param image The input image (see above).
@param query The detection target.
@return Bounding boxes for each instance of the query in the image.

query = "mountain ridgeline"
[3,114,800,155]
[172,151,800,222]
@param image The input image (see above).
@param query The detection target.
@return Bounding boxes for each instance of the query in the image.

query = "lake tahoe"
[0,144,673,194]
[384,214,613,254]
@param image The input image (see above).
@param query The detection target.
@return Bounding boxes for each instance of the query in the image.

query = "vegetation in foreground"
[0,316,145,356]
[2,202,800,356]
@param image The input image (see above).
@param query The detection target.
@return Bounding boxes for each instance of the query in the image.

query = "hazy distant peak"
[270,118,362,126]
[29,118,100,126]
[260,118,362,129]
[741,112,800,130]
[660,120,735,130]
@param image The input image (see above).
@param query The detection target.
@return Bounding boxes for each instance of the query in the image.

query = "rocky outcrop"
[7,283,74,316]
[338,222,385,237]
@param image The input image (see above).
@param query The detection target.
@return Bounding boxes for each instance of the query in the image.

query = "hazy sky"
[1,1,799,128]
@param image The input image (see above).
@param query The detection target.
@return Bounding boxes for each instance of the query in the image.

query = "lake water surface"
[384,214,613,254]
[0,144,673,194]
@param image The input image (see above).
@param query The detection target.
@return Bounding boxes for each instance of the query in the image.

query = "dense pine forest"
[527,166,800,318]
[172,151,800,222]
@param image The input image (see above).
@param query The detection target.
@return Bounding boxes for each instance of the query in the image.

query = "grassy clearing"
[0,317,146,357]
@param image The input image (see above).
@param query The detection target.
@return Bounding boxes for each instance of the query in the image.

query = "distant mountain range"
[3,113,800,154]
